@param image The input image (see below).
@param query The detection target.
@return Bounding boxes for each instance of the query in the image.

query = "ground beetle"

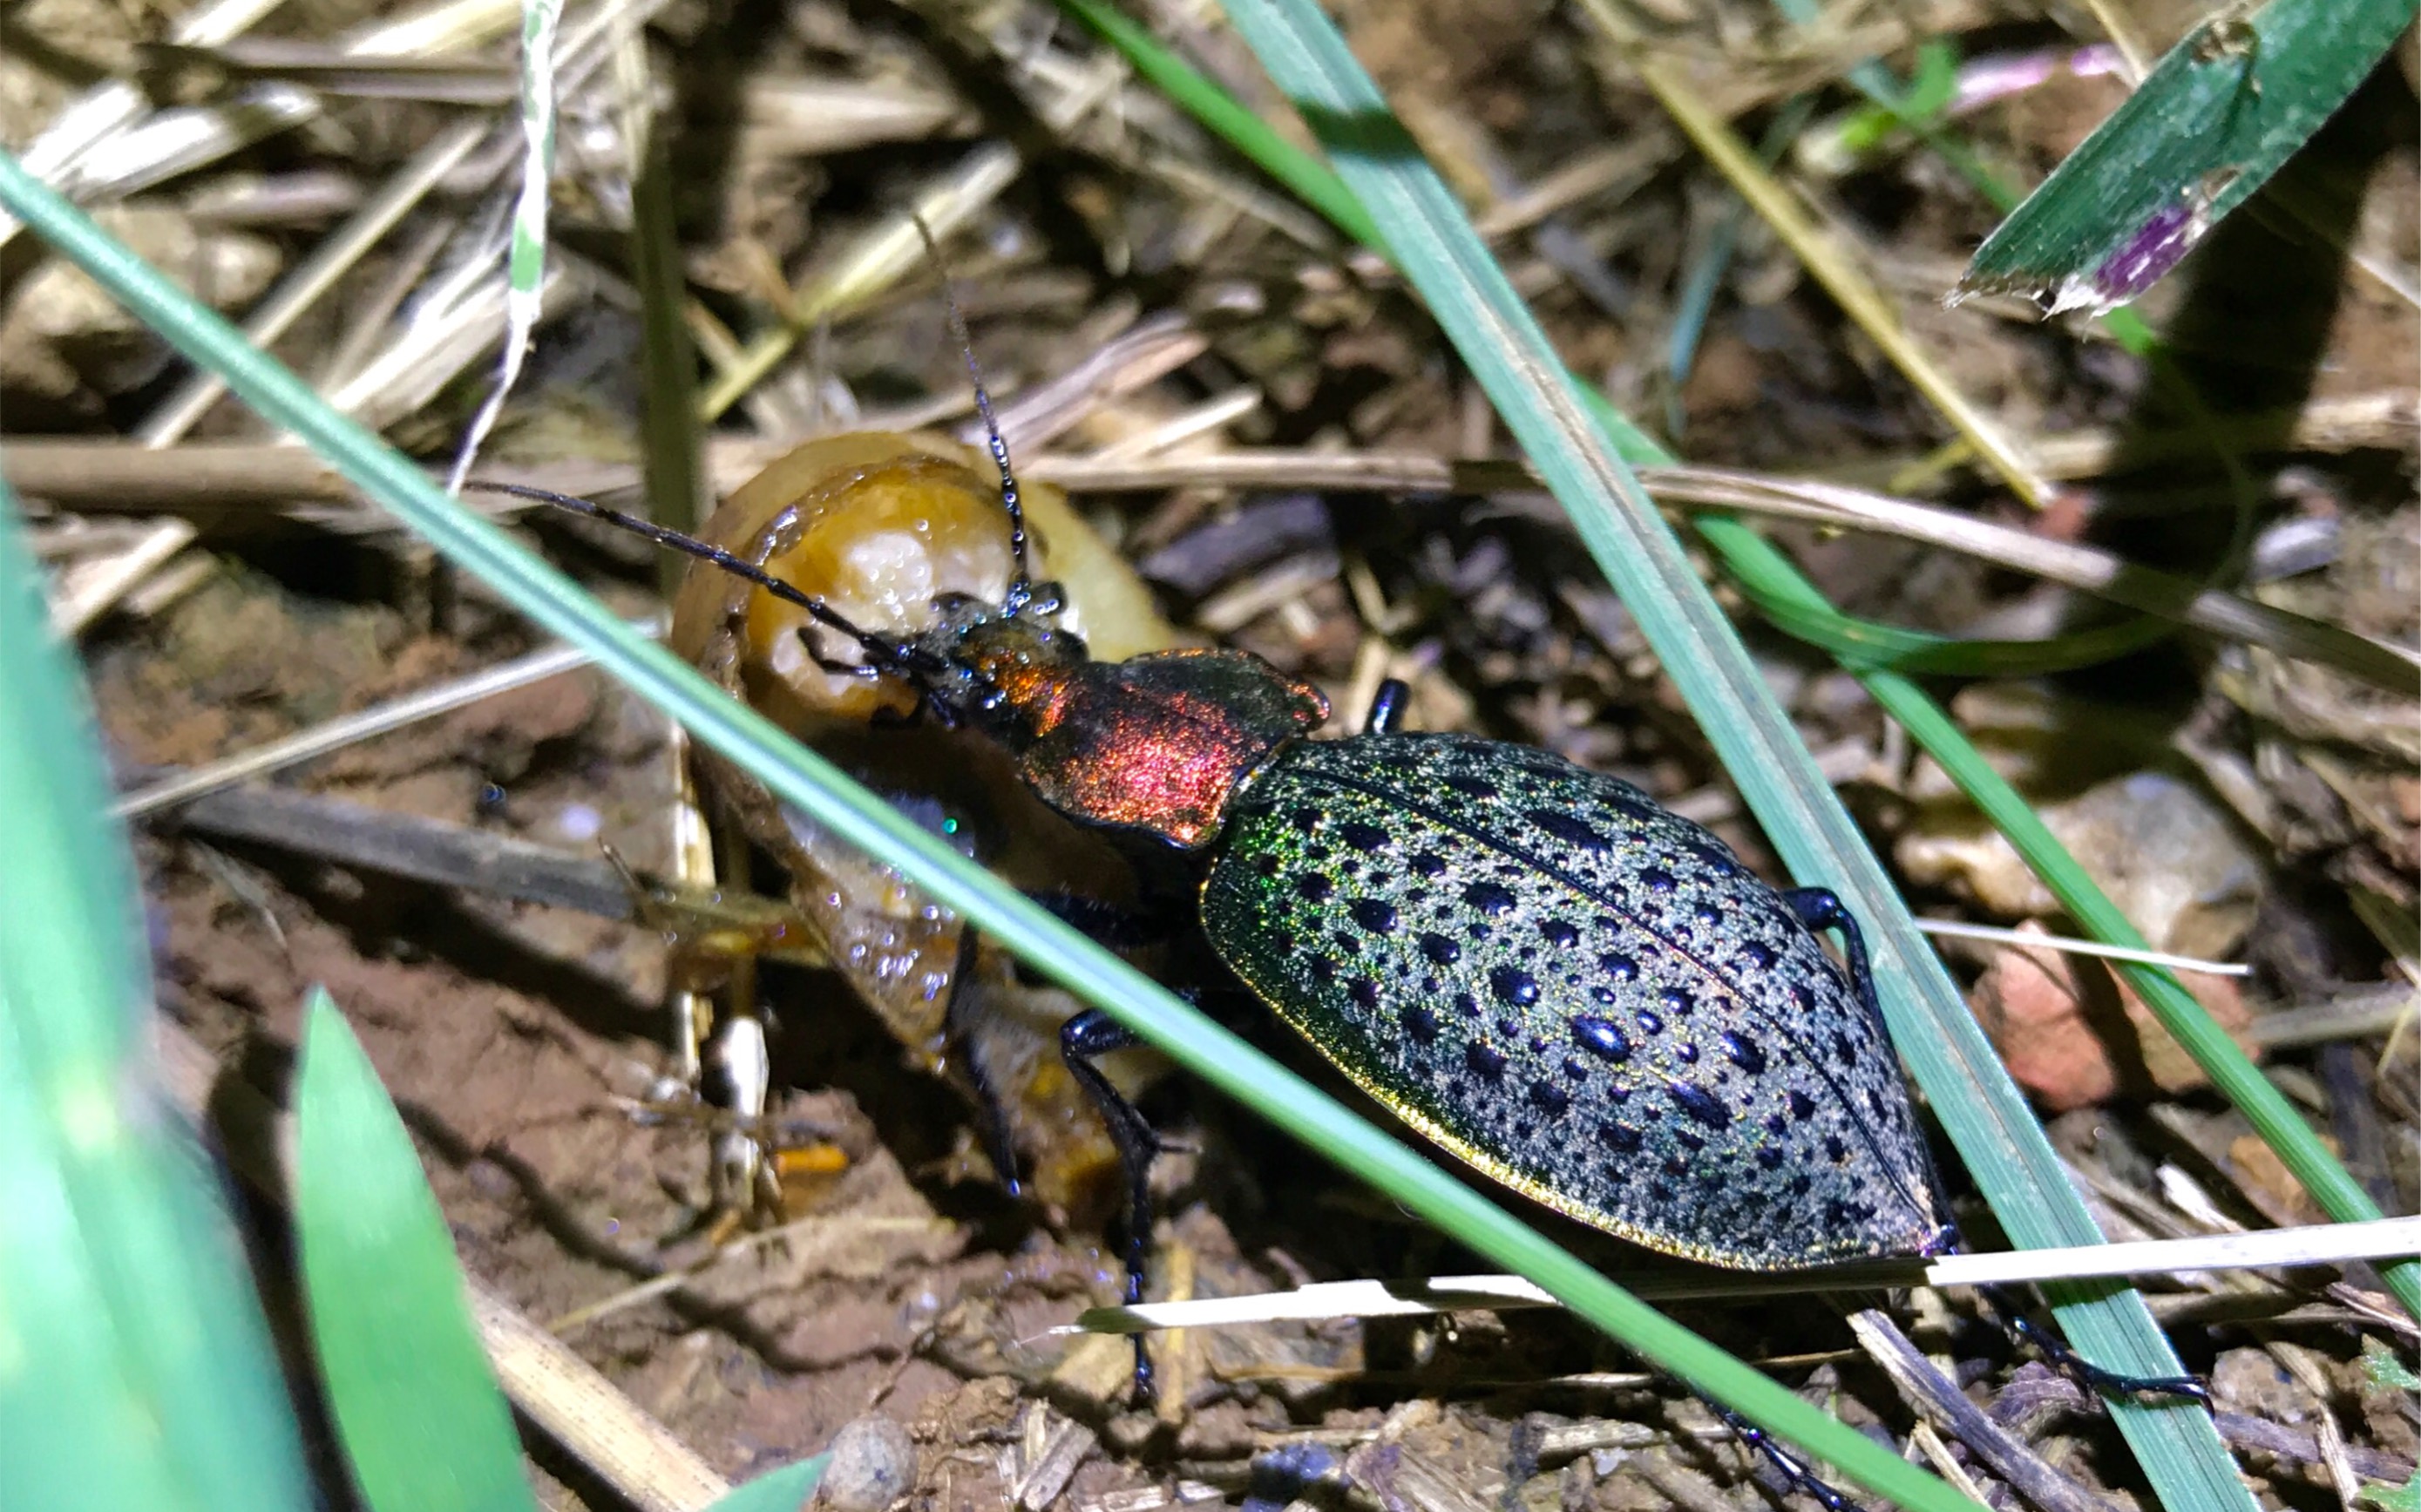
[485,317,2203,1511]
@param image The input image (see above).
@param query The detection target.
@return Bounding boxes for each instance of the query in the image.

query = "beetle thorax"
[925,622,1331,851]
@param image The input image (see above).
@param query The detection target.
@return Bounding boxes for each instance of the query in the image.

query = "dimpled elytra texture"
[1201,731,1947,1270]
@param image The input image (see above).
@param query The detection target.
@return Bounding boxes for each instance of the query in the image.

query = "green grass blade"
[0,147,1990,1512]
[702,1457,831,1512]
[1140,4,2253,1503]
[1056,0,1385,254]
[1959,0,2419,312]
[1724,559,2177,675]
[295,988,537,1512]
[1056,0,2187,679]
[1876,683,2421,1317]
[0,477,312,1512]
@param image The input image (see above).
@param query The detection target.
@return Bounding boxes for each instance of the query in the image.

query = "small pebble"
[815,1414,915,1512]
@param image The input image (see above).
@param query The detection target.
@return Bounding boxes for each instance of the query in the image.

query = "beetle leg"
[940,928,1024,1199]
[1362,677,1411,735]
[1783,891,2209,1404]
[1976,1285,2210,1403]
[1060,1007,1161,1399]
[1238,1443,1347,1512]
[1779,887,1880,1025]
[1027,890,1178,947]
[791,625,888,682]
[1706,1399,1862,1512]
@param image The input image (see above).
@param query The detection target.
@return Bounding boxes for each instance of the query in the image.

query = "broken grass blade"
[1957,0,2419,314]
[445,0,564,492]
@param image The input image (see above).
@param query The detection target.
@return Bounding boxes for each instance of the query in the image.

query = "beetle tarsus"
[942,928,1024,1199]
[1977,1285,2210,1404]
[1363,677,1409,735]
[1239,1442,1346,1512]
[1779,887,1881,1027]
[1706,1399,1862,1512]
[1060,1007,1160,1399]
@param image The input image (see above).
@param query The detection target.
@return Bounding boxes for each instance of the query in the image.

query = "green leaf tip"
[1956,0,2418,315]
[295,988,536,1512]
[2359,1470,2421,1512]
[2363,1337,2421,1392]
[702,1454,831,1512]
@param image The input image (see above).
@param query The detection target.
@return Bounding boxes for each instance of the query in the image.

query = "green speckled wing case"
[1201,731,1946,1271]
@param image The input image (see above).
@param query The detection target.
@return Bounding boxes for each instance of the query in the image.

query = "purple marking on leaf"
[2092,199,2201,302]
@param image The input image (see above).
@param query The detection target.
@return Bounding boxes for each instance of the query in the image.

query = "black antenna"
[463,479,909,672]
[909,212,1031,607]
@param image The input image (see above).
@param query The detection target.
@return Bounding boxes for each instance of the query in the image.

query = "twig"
[115,630,642,818]
[1848,1311,2122,1512]
[1066,1218,2421,1334]
[9,439,2406,691]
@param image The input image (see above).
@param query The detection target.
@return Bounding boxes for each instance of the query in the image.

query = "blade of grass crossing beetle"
[1959,0,2420,312]
[1695,512,2421,1325]
[0,477,313,1512]
[0,153,1990,1512]
[1202,3,2253,1509]
[1061,0,2393,1473]
[295,990,537,1512]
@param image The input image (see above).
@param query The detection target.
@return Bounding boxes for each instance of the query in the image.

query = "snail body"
[669,432,1170,1215]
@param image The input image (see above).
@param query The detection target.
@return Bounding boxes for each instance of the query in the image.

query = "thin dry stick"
[1067,1217,2421,1333]
[140,119,493,445]
[3,437,2401,690]
[2026,390,2416,479]
[1641,464,2420,692]
[112,629,654,819]
[1849,1311,2121,1512]
[51,518,196,634]
[148,778,824,959]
